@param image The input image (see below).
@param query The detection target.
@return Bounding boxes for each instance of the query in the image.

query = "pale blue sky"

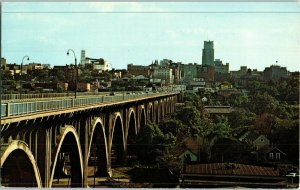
[2,2,300,71]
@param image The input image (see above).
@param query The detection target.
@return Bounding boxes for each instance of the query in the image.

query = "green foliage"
[2,70,13,80]
[281,78,299,104]
[99,71,112,81]
[78,69,92,82]
[227,93,249,107]
[211,116,232,139]
[248,92,279,115]
[158,119,188,141]
[270,118,299,164]
[134,77,299,166]
[135,122,176,163]
[248,78,299,105]
[251,113,277,135]
[175,106,201,129]
[182,92,198,104]
[174,105,213,138]
[228,110,255,129]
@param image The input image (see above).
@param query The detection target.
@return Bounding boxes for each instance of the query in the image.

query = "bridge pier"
[35,127,51,187]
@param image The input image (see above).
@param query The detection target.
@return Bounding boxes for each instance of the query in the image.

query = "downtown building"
[80,50,110,72]
[263,65,288,82]
[127,63,150,77]
[202,41,214,66]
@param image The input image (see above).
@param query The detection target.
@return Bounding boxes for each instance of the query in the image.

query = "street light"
[67,49,77,99]
[20,55,30,99]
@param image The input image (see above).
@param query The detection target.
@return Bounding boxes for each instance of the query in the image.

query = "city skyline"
[2,2,300,71]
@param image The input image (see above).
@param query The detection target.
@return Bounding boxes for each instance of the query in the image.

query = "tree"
[251,113,276,135]
[159,119,188,142]
[227,93,249,107]
[2,70,13,80]
[174,106,210,137]
[135,122,176,164]
[183,92,199,102]
[78,69,92,82]
[228,110,255,129]
[98,71,112,81]
[211,116,232,139]
[270,118,299,164]
[248,92,279,115]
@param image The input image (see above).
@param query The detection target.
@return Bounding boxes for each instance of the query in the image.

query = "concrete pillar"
[83,117,90,187]
[35,127,51,187]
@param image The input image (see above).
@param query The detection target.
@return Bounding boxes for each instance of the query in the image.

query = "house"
[179,149,198,163]
[77,82,91,92]
[219,81,232,89]
[171,137,200,163]
[239,131,270,150]
[217,88,241,98]
[252,135,270,150]
[257,146,287,163]
[57,82,68,92]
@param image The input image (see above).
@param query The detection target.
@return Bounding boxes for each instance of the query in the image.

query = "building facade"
[263,65,288,81]
[214,59,229,74]
[198,65,215,83]
[80,50,109,72]
[202,41,214,66]
[153,68,173,85]
[181,63,198,82]
[230,66,248,79]
[170,62,181,84]
[127,64,150,77]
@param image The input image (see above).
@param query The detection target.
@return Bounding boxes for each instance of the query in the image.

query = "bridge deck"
[1,91,179,124]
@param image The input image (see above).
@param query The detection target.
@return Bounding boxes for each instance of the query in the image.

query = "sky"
[2,2,300,71]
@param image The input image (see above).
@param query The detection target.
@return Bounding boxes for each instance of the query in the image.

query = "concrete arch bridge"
[0,92,179,187]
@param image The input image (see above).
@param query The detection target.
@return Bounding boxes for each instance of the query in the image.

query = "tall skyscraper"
[202,41,214,66]
[80,50,86,66]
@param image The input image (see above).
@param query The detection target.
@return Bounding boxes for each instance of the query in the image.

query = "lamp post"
[20,55,30,99]
[67,49,77,99]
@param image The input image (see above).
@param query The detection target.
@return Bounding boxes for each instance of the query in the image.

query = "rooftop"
[184,163,280,177]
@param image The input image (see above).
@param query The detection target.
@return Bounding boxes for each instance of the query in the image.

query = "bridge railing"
[1,104,7,117]
[0,91,150,101]
[1,92,178,118]
[1,92,111,102]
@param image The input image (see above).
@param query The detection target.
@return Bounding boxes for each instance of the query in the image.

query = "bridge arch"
[49,126,83,187]
[87,117,109,179]
[138,106,146,133]
[169,98,172,113]
[147,103,153,122]
[154,101,159,123]
[1,140,42,187]
[126,109,137,161]
[110,112,125,166]
[127,108,137,136]
[160,99,164,118]
[164,98,168,115]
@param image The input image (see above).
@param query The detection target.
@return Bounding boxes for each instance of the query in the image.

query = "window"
[276,153,281,160]
[260,138,264,142]
[269,153,274,160]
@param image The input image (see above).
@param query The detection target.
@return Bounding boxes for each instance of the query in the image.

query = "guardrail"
[1,92,178,118]
[1,91,148,101]
[1,92,107,101]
